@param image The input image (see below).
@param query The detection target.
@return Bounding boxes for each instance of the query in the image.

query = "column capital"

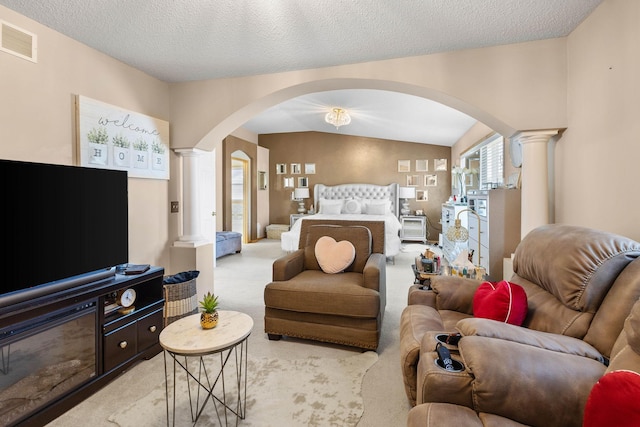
[512,129,560,145]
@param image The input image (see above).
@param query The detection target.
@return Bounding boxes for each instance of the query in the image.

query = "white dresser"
[466,189,521,280]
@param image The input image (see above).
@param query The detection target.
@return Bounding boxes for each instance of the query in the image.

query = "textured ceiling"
[0,0,602,83]
[0,0,602,145]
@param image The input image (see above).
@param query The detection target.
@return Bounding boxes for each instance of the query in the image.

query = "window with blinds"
[479,135,504,189]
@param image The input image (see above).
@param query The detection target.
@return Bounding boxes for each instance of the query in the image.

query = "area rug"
[108,351,378,427]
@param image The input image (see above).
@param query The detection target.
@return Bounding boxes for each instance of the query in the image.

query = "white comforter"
[280,213,402,256]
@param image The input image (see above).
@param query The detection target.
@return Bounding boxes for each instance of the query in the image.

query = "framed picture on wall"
[434,159,448,171]
[305,163,316,174]
[77,95,170,180]
[291,163,301,174]
[416,160,428,172]
[416,190,429,201]
[425,174,437,187]
[298,177,308,187]
[284,177,294,188]
[398,160,411,172]
[276,163,286,174]
[406,175,419,186]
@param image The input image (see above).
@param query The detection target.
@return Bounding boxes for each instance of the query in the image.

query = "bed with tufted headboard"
[280,183,402,257]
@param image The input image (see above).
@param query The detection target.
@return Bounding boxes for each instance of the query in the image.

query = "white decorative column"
[171,148,214,298]
[512,130,559,238]
[174,148,207,245]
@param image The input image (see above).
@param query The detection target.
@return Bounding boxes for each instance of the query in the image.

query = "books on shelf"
[104,303,121,316]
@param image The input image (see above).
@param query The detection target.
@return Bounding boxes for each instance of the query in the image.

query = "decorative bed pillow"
[583,370,640,427]
[314,236,356,274]
[319,198,344,215]
[343,199,362,214]
[364,199,391,215]
[304,225,371,272]
[473,280,528,326]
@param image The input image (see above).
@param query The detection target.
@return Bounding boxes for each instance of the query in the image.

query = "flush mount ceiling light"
[325,107,351,129]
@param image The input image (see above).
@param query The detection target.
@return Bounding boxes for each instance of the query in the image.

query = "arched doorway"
[196,78,520,247]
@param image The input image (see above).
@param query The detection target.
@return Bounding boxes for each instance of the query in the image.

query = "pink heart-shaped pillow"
[315,236,356,274]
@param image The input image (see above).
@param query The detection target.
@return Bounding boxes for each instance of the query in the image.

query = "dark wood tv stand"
[0,266,165,427]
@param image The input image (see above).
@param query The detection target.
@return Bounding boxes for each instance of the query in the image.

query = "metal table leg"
[164,338,248,426]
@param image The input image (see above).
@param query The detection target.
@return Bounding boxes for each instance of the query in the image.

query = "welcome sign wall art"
[76,95,170,180]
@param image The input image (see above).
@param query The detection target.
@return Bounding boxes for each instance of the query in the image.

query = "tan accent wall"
[260,132,450,239]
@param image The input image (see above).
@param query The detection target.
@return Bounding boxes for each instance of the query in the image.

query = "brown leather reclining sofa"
[408,295,640,426]
[400,224,640,426]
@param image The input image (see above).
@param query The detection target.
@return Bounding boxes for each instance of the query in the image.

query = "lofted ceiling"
[241,89,480,146]
[0,0,603,145]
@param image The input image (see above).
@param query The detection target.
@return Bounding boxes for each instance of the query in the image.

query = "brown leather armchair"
[264,221,386,350]
[399,224,640,425]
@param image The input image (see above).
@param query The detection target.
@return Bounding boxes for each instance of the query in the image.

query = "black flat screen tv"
[0,159,128,307]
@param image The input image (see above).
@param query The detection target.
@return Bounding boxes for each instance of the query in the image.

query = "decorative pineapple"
[199,292,220,329]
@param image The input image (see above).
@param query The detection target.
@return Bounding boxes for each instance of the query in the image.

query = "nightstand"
[400,215,427,243]
[290,213,309,228]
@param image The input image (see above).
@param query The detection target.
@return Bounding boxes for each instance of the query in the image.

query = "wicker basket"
[163,278,198,327]
[266,224,289,240]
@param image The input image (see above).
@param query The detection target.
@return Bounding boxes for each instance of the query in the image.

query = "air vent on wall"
[1,20,37,63]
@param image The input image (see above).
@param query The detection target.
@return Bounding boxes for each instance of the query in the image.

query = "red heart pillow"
[584,370,640,427]
[473,280,528,326]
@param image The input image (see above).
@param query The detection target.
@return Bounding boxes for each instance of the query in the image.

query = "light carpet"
[107,351,377,427]
[47,238,427,426]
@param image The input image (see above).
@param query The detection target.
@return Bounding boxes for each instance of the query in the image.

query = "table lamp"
[293,187,310,213]
[445,208,481,266]
[398,186,416,216]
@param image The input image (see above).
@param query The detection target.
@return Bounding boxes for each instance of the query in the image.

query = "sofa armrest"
[363,253,386,292]
[272,249,304,281]
[408,285,437,307]
[458,336,605,426]
[408,403,484,427]
[430,276,482,314]
[457,318,605,362]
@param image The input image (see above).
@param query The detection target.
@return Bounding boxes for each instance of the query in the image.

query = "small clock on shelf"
[117,288,137,315]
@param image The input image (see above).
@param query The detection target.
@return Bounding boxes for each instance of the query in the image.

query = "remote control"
[436,342,455,371]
